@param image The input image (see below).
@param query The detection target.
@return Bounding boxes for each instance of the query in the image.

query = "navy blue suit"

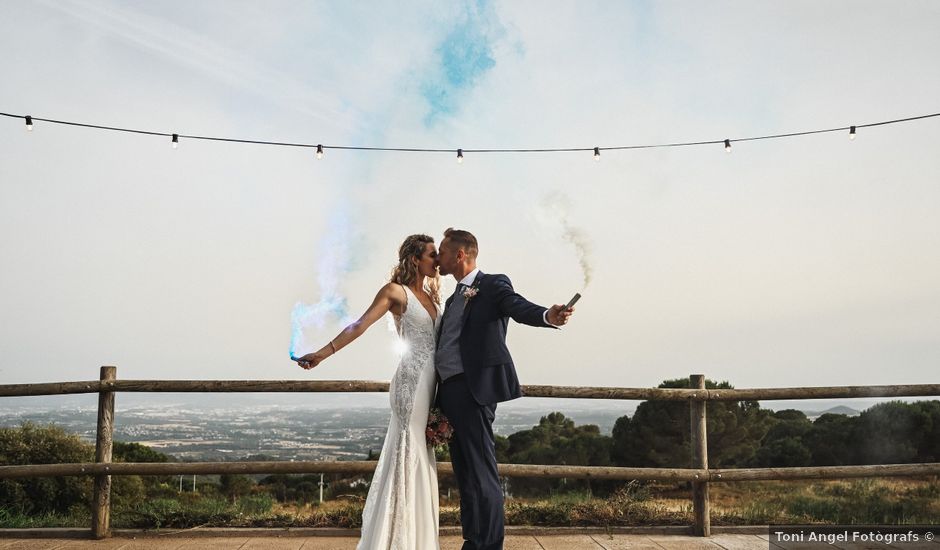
[436,271,554,550]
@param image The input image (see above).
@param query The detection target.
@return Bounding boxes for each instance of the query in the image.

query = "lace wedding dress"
[357,285,441,549]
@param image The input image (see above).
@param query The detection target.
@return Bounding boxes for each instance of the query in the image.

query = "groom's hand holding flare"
[547,303,576,326]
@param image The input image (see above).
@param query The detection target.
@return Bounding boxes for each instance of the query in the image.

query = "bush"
[237,493,274,515]
[0,423,93,514]
[118,497,239,528]
[0,423,172,517]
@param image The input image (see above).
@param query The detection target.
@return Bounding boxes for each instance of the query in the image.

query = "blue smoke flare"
[289,206,358,360]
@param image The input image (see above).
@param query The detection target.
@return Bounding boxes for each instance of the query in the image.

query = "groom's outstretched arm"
[492,274,555,328]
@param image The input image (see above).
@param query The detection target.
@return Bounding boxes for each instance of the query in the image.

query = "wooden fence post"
[92,366,116,539]
[690,374,710,537]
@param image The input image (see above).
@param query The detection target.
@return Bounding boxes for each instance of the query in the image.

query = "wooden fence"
[1,367,938,539]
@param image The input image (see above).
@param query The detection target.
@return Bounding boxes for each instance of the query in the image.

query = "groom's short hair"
[443,228,478,259]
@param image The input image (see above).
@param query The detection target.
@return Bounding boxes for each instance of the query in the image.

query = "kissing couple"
[295,228,575,550]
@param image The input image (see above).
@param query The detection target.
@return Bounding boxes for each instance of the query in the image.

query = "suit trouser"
[438,374,504,550]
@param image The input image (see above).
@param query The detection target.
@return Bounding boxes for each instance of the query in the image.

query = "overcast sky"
[1,1,939,398]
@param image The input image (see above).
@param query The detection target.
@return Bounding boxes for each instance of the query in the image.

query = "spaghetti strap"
[399,283,409,314]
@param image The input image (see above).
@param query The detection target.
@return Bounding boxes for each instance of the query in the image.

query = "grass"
[112,493,287,529]
[2,477,937,529]
[0,506,89,528]
[707,477,940,525]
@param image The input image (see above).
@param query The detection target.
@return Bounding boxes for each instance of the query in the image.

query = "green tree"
[754,437,812,467]
[112,441,174,498]
[495,435,509,463]
[219,474,254,504]
[911,401,940,462]
[502,412,613,496]
[259,475,289,502]
[259,473,337,504]
[805,413,856,466]
[752,410,813,467]
[853,401,931,464]
[295,480,319,504]
[0,423,93,514]
[113,441,171,464]
[611,378,772,468]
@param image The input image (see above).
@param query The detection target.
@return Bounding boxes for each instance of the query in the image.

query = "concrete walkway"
[4,532,939,549]
[0,534,776,549]
[0,534,808,550]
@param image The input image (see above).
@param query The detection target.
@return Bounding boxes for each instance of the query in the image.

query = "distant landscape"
[3,389,938,528]
[0,394,870,463]
[0,403,629,462]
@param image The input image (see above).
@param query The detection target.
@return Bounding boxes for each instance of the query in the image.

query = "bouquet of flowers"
[426,407,454,448]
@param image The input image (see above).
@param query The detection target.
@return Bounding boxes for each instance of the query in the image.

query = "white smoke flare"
[540,191,593,288]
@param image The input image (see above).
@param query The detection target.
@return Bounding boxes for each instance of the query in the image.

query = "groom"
[434,228,574,550]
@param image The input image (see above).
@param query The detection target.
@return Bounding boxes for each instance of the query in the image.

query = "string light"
[3,111,938,159]
[593,147,600,161]
[171,134,179,149]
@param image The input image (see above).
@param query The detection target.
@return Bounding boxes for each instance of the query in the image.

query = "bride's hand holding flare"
[296,342,334,370]
[296,355,322,369]
[293,287,392,371]
[292,235,440,372]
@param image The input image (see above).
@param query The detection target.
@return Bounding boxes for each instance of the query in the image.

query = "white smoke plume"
[540,191,593,288]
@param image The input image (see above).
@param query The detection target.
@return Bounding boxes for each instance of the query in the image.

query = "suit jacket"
[439,271,554,405]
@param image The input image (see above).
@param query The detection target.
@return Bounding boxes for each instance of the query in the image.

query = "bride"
[295,234,442,549]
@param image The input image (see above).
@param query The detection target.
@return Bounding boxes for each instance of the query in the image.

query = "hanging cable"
[2,111,938,156]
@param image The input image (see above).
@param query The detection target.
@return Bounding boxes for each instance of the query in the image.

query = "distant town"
[0,397,864,462]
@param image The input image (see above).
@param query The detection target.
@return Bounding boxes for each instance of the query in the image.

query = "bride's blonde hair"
[390,234,441,304]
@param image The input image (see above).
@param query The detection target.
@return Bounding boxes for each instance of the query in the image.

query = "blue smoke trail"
[289,206,358,360]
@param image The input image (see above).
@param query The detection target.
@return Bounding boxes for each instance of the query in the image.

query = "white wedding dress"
[358,285,441,549]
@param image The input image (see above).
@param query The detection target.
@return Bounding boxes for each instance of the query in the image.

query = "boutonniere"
[462,285,480,303]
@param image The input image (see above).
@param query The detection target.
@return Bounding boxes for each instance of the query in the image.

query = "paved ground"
[0,535,769,549]
[1,533,938,549]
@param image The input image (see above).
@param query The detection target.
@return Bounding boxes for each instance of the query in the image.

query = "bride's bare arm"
[296,284,403,370]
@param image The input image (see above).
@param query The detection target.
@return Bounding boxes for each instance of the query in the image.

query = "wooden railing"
[1,367,938,539]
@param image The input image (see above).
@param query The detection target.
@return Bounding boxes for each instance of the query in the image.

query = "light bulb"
[171,134,179,149]
[724,139,732,153]
[849,126,856,140]
[25,116,33,131]
[593,147,600,161]
[316,144,324,160]
[457,149,464,164]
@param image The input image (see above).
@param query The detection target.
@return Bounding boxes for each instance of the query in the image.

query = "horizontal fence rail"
[2,379,939,400]
[0,461,708,482]
[2,460,938,483]
[1,369,938,539]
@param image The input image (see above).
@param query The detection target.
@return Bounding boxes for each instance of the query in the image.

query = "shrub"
[0,423,93,514]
